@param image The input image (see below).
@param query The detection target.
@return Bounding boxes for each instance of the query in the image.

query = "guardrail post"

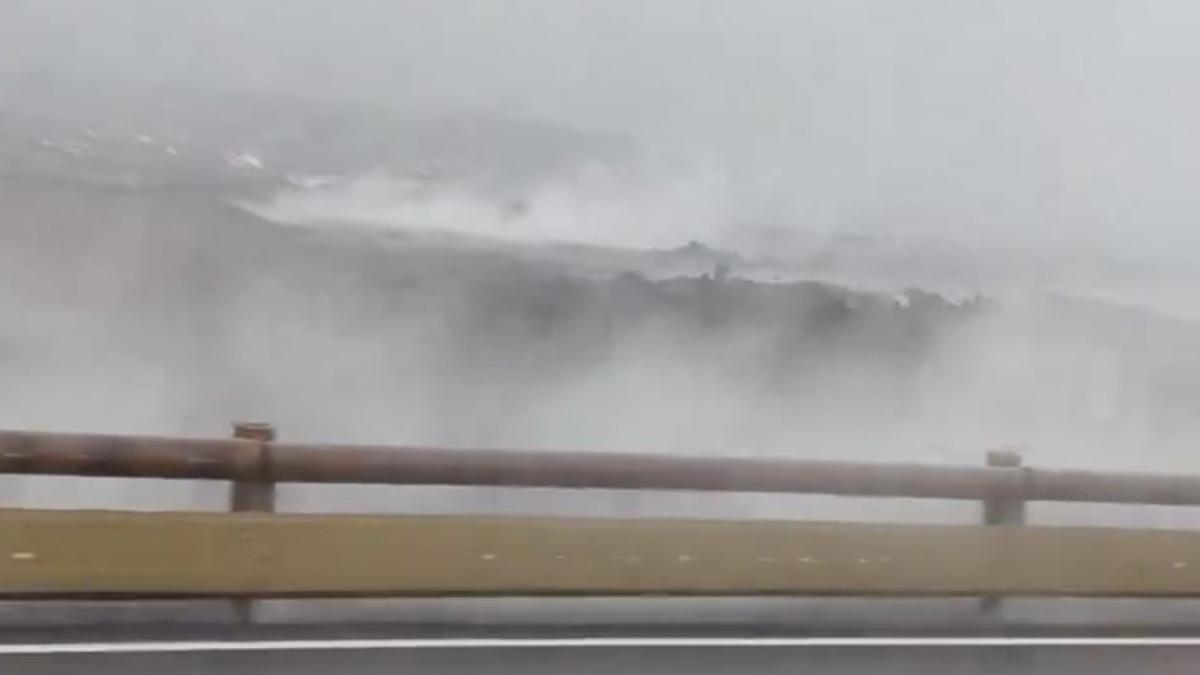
[230,421,276,624]
[981,448,1025,615]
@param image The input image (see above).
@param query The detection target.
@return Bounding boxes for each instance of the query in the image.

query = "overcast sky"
[5,0,1200,255]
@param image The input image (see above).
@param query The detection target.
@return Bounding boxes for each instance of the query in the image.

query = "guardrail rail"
[2,425,1199,606]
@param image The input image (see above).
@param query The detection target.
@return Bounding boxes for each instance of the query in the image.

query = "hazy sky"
[5,1,1200,253]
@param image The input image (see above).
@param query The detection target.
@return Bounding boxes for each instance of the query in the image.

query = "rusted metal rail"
[1,428,1199,505]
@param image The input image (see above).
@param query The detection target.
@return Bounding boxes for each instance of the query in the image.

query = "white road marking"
[5,637,1200,655]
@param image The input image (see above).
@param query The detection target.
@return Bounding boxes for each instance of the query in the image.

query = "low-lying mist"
[4,171,1200,529]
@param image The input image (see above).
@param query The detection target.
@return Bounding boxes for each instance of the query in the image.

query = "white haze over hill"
[10,0,1200,261]
[246,159,739,252]
[244,159,1200,324]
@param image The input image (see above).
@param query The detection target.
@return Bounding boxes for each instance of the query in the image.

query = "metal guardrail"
[4,424,1200,607]
[0,427,1198,505]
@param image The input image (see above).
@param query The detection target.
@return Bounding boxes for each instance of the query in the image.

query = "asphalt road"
[4,640,1200,675]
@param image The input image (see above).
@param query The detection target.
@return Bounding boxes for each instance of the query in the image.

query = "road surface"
[4,638,1200,674]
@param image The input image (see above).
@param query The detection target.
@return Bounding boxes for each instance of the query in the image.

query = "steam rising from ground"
[3,176,1198,525]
